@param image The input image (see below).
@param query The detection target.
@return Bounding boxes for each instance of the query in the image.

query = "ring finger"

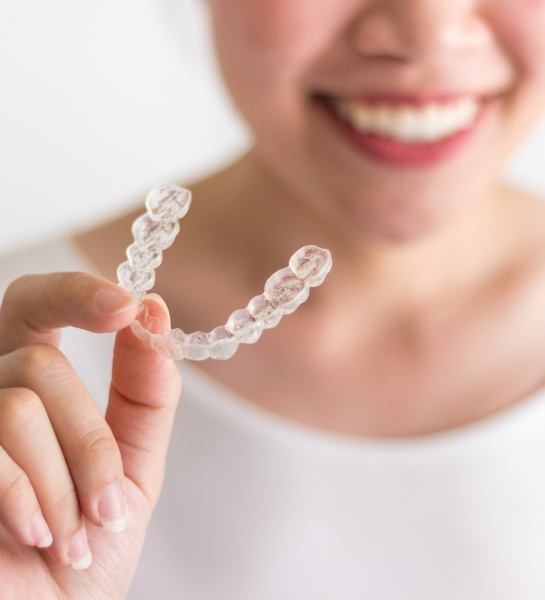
[0,430,52,549]
[0,387,91,569]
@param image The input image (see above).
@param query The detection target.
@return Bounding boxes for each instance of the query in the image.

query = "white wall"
[0,0,543,255]
[0,0,250,255]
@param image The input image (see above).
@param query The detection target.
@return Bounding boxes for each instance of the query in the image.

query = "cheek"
[488,0,545,74]
[209,0,354,79]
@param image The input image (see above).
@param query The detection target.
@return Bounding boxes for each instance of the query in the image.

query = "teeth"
[331,97,480,143]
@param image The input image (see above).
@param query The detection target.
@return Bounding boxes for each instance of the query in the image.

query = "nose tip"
[348,0,493,63]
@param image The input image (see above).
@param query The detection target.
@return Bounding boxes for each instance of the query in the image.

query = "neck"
[188,150,512,320]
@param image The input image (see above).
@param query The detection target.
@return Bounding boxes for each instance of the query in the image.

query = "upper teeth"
[332,97,480,143]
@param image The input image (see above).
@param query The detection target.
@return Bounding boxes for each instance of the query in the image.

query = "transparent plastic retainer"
[117,183,333,361]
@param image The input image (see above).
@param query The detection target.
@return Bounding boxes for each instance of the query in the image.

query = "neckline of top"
[180,359,545,460]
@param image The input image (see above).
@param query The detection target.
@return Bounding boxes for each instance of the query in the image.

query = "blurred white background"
[0,0,543,256]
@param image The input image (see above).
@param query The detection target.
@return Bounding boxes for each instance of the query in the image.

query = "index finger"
[0,272,139,354]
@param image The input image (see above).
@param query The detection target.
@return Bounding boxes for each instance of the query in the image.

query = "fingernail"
[98,481,127,532]
[30,510,53,548]
[68,527,92,570]
[139,294,171,334]
[95,288,134,314]
[144,293,169,311]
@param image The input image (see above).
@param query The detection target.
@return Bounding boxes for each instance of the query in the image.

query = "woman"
[1,1,545,598]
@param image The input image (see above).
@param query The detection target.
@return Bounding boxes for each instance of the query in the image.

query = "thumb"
[106,293,182,507]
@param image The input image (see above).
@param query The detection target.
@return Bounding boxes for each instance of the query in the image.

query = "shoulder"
[496,185,545,366]
[495,185,545,275]
[500,184,545,238]
[479,185,545,359]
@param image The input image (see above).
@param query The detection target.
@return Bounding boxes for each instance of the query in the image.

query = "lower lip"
[313,97,487,168]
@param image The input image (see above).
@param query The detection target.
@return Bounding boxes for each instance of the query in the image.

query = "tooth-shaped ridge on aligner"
[132,214,180,250]
[145,183,192,222]
[247,294,283,328]
[183,331,211,361]
[288,245,332,287]
[126,242,163,271]
[226,308,263,344]
[117,261,155,293]
[208,325,239,360]
[264,267,308,310]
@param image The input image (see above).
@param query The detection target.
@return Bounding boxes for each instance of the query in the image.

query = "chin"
[330,182,479,245]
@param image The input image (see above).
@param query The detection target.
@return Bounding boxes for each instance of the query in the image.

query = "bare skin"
[74,150,545,438]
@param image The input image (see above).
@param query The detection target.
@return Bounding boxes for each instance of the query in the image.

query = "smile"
[330,96,479,143]
[312,93,488,167]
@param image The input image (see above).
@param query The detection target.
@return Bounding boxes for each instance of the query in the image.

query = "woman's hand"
[0,272,182,600]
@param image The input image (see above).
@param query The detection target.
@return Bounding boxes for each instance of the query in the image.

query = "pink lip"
[313,95,488,168]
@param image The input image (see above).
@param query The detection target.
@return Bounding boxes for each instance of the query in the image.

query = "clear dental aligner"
[117,183,333,361]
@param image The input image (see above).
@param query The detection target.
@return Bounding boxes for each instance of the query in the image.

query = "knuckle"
[17,343,68,378]
[0,463,31,505]
[0,388,42,428]
[77,425,119,466]
[57,271,93,301]
[52,485,79,516]
[2,275,33,312]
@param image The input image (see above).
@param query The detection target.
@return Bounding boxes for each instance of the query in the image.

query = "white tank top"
[2,237,545,600]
